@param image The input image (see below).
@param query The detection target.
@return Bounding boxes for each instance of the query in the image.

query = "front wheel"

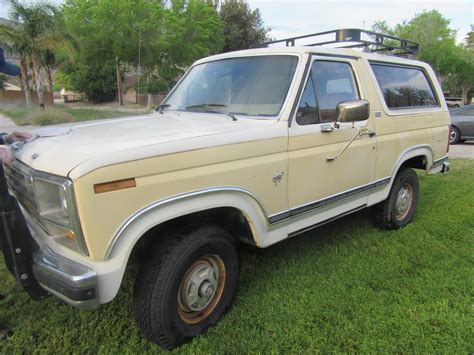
[372,168,419,230]
[133,225,239,349]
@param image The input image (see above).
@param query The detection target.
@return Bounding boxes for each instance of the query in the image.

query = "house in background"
[124,74,166,106]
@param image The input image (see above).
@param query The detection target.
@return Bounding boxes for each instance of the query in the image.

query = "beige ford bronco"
[1,29,450,348]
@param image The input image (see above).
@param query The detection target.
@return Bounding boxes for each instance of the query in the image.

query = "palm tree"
[0,30,32,106]
[41,49,56,103]
[0,1,60,108]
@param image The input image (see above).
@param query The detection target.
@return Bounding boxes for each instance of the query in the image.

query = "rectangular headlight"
[6,161,88,256]
[34,179,70,225]
[32,175,88,256]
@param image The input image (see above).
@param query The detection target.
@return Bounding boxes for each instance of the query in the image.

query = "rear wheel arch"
[368,146,432,207]
[391,145,433,178]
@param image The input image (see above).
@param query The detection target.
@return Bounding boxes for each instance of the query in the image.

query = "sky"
[247,0,473,44]
[0,0,472,44]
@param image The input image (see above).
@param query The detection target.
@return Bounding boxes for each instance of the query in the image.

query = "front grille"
[4,161,88,256]
[4,163,42,224]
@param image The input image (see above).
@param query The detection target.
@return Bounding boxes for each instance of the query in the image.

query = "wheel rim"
[177,255,226,324]
[394,183,413,221]
[449,129,457,143]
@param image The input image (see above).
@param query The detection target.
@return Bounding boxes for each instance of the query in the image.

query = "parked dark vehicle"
[449,104,474,144]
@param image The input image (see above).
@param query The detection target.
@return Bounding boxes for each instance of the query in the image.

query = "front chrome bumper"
[17,206,101,311]
[32,244,100,311]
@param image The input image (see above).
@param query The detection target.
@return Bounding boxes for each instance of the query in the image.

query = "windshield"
[163,55,299,118]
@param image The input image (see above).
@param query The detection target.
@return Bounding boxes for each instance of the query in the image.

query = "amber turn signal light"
[66,230,76,241]
[94,178,136,194]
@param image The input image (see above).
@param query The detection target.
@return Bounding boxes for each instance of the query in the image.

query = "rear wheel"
[372,168,419,230]
[133,225,239,349]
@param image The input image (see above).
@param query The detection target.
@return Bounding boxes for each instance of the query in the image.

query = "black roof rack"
[251,28,419,57]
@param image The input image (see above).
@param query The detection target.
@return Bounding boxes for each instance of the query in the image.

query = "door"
[288,57,376,229]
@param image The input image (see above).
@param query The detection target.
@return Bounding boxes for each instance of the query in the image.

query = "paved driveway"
[0,113,35,133]
[449,141,474,159]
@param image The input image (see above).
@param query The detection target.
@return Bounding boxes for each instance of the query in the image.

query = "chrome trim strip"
[107,178,391,259]
[268,210,291,224]
[105,187,268,259]
[288,53,312,127]
[432,155,449,168]
[374,176,391,187]
[288,204,366,238]
[268,177,391,224]
[291,181,372,216]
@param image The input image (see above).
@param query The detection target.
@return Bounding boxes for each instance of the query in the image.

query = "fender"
[92,187,273,303]
[105,187,272,261]
[367,144,433,206]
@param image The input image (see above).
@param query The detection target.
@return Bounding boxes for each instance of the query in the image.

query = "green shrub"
[27,108,75,126]
[68,61,117,103]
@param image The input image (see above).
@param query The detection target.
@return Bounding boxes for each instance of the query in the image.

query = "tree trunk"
[31,49,45,109]
[46,67,55,105]
[19,58,31,107]
[30,56,36,90]
[146,74,153,111]
[115,57,123,106]
[461,85,471,106]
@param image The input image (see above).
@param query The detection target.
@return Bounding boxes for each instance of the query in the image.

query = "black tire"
[133,225,239,349]
[372,168,419,230]
[450,126,460,144]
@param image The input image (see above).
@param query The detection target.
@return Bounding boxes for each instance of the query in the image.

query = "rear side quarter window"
[370,63,439,109]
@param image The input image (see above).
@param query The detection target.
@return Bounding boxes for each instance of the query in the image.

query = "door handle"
[320,124,333,133]
[359,128,376,137]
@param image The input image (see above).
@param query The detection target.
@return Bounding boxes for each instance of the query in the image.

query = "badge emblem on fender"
[31,153,39,160]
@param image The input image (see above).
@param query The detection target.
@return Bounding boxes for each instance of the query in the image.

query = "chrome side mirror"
[336,99,370,123]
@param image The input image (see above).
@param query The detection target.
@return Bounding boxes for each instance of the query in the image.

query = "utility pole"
[137,27,141,105]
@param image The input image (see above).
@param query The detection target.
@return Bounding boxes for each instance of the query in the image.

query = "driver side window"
[296,60,359,125]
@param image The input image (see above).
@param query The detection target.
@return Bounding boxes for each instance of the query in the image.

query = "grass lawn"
[0,105,141,126]
[1,160,473,353]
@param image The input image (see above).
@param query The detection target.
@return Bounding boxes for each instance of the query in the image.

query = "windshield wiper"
[156,104,170,114]
[185,104,237,121]
[185,103,227,110]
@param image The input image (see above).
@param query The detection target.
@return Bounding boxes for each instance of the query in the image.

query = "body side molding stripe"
[432,155,449,168]
[268,177,391,224]
[288,204,366,238]
[268,210,291,224]
[107,177,391,259]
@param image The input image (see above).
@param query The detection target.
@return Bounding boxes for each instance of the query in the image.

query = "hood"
[14,111,278,179]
